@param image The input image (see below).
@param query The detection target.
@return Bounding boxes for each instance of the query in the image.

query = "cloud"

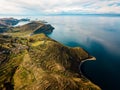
[0,0,120,15]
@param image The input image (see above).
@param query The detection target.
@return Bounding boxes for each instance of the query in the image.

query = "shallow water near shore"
[1,15,120,90]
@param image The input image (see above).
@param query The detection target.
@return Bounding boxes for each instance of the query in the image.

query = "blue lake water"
[38,16,120,90]
[1,15,120,90]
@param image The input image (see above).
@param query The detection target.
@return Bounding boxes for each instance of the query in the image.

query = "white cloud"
[0,0,120,15]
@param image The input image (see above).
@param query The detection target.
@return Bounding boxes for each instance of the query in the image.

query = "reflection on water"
[2,15,120,90]
[42,16,120,90]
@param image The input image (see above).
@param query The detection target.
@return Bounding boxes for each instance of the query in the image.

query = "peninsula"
[0,18,101,90]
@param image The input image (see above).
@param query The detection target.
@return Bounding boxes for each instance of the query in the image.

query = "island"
[0,18,101,90]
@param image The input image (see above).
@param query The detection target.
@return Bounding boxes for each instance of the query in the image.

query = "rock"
[0,34,101,90]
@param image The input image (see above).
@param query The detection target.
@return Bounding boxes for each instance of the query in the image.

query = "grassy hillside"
[0,20,101,90]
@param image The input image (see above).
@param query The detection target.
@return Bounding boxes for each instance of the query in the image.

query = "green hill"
[0,20,101,90]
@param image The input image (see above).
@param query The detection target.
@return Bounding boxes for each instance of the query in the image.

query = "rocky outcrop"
[0,34,101,90]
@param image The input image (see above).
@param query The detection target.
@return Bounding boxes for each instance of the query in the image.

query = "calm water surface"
[39,16,120,90]
[2,15,120,90]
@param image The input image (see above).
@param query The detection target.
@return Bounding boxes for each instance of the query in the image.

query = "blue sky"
[0,0,120,15]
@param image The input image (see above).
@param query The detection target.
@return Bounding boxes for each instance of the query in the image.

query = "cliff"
[0,20,101,90]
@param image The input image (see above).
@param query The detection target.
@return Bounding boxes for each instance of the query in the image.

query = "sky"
[0,0,120,15]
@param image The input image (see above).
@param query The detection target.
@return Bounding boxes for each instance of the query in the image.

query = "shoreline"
[79,56,96,76]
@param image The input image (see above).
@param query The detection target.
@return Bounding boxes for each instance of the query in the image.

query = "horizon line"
[0,13,120,17]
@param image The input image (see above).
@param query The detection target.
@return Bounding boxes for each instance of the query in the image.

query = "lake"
[39,15,120,90]
[2,15,120,90]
